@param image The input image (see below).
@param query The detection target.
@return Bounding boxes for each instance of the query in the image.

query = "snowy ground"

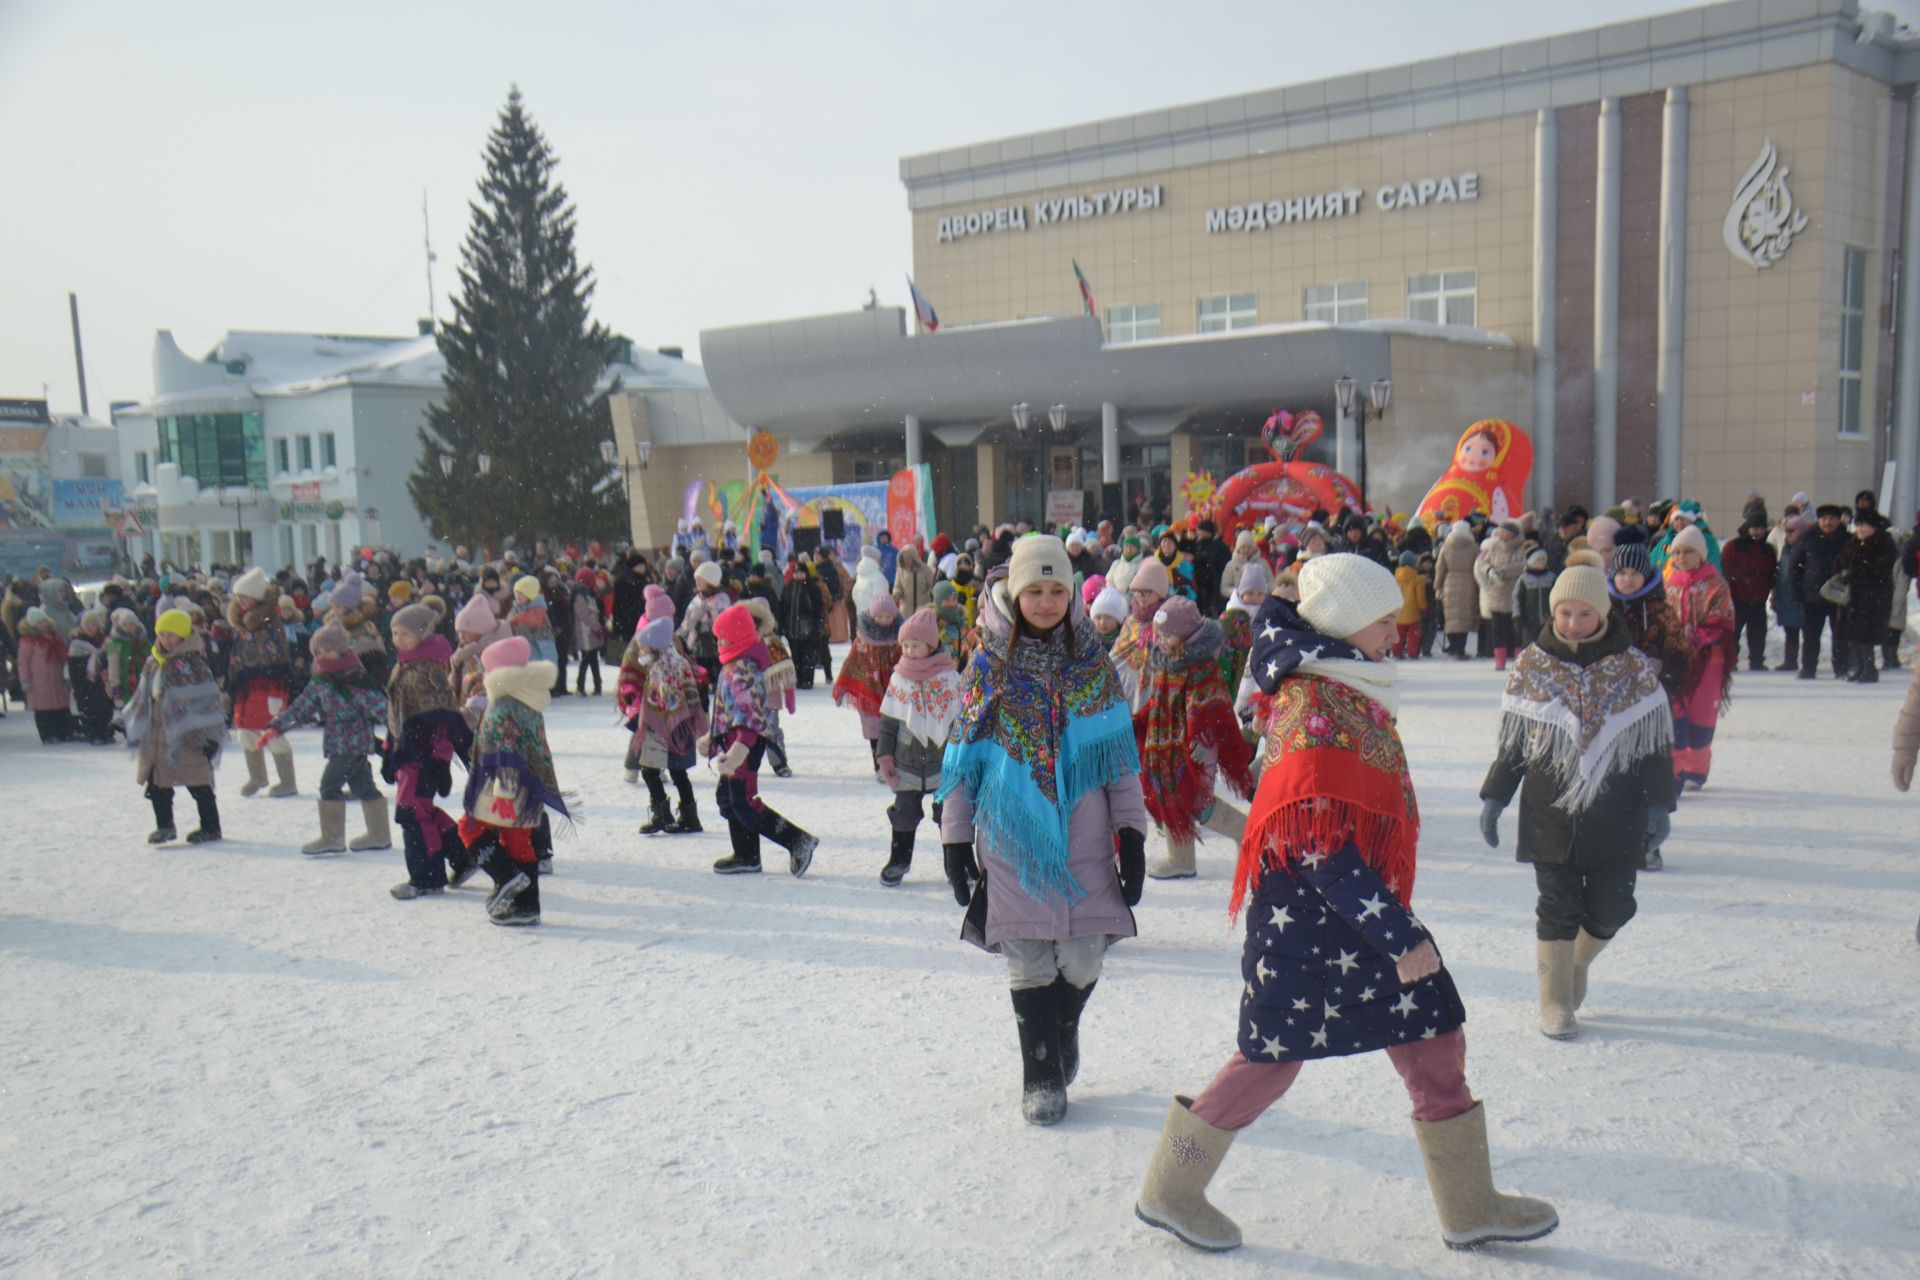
[2,641,1917,1278]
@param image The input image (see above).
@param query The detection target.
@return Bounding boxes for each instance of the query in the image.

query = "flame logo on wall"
[1723,138,1808,270]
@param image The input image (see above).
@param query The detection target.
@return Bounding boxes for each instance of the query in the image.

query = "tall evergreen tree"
[410,86,622,555]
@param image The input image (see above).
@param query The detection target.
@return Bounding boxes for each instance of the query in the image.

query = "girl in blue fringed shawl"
[937,535,1151,1127]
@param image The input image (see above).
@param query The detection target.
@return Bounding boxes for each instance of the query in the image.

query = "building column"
[1170,433,1194,521]
[1334,404,1357,481]
[1100,401,1122,526]
[975,442,998,527]
[1657,87,1689,501]
[1593,98,1622,507]
[1895,95,1920,525]
[1532,107,1558,507]
[198,527,213,568]
[904,413,922,469]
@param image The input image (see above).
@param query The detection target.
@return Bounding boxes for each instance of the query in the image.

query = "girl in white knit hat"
[1136,553,1556,1254]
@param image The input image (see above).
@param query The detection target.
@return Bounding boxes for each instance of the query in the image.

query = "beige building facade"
[705,0,1920,533]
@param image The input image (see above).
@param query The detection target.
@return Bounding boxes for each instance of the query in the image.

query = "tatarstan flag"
[1072,259,1096,318]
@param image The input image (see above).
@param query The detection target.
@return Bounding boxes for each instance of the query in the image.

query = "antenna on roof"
[422,190,438,334]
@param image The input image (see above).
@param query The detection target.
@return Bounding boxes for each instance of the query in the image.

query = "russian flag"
[907,276,940,333]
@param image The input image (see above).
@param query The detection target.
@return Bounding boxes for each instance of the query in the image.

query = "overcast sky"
[5,0,1919,413]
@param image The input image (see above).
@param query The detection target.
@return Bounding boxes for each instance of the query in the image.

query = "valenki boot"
[1053,975,1096,1086]
[1412,1102,1558,1249]
[302,800,349,856]
[1570,928,1610,1011]
[1148,836,1196,880]
[240,747,269,797]
[1493,647,1510,672]
[1136,1096,1242,1251]
[269,749,298,797]
[879,827,914,887]
[1537,939,1578,1039]
[349,798,392,851]
[1010,984,1066,1125]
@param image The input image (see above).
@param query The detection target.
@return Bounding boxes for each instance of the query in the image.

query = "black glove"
[1478,797,1505,849]
[1117,828,1146,907]
[942,842,979,907]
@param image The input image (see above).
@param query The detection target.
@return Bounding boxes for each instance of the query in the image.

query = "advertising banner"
[52,478,123,529]
[0,427,52,530]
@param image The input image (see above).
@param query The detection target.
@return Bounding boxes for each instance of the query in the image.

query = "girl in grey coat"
[937,537,1149,1126]
[875,607,962,886]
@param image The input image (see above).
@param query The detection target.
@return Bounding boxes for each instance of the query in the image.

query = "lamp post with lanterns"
[1333,375,1393,510]
[438,450,493,558]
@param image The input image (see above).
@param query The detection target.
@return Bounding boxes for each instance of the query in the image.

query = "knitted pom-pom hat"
[1296,554,1403,640]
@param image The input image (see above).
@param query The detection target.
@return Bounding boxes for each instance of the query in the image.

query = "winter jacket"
[1790,526,1852,608]
[1517,571,1555,642]
[876,709,946,790]
[1433,527,1481,634]
[1474,535,1525,616]
[17,630,70,712]
[1190,536,1232,613]
[129,635,224,790]
[1838,529,1898,644]
[269,668,388,759]
[1479,621,1676,870]
[571,583,607,654]
[1719,534,1779,607]
[1394,565,1428,626]
[891,548,936,616]
[1772,534,1806,629]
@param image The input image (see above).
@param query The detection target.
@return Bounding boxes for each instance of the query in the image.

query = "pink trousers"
[1190,1028,1474,1131]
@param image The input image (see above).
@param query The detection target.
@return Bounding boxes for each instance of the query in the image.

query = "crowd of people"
[1,488,1915,1254]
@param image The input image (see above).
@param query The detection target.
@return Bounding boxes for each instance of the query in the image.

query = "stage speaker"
[791,527,822,555]
[821,509,846,540]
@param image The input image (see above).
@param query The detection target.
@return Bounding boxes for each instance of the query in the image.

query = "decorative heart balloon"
[1261,409,1324,463]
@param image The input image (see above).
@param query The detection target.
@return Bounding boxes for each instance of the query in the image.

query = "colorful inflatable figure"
[1213,411,1365,540]
[1415,419,1535,530]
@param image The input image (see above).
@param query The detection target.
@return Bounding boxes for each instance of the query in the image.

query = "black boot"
[147,785,177,844]
[1011,985,1067,1125]
[666,771,703,833]
[1053,975,1097,1087]
[713,820,763,874]
[880,827,914,886]
[763,810,817,877]
[1856,643,1880,684]
[483,845,540,925]
[639,769,674,835]
[185,785,222,843]
[393,810,447,896]
[1886,635,1903,670]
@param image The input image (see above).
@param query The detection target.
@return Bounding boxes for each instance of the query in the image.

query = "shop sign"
[280,480,347,521]
[1045,489,1085,526]
[938,185,1164,243]
[0,398,51,425]
[52,478,124,529]
[1206,171,1479,235]
[1724,139,1806,270]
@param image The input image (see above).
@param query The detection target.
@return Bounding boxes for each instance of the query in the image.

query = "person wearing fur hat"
[123,609,226,844]
[1433,521,1481,659]
[1662,526,1736,790]
[507,574,558,670]
[1135,554,1556,1254]
[703,602,818,877]
[1480,559,1675,1038]
[1836,508,1898,684]
[261,624,392,856]
[460,636,573,925]
[383,599,475,898]
[66,607,116,745]
[104,607,147,710]
[892,543,936,617]
[16,606,74,743]
[832,590,903,780]
[1110,556,1169,712]
[226,568,299,798]
[1137,596,1256,881]
[621,612,704,835]
[936,536,1148,1125]
[1475,521,1528,670]
[874,607,964,886]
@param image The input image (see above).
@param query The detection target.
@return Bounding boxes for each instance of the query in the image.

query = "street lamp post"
[439,451,496,558]
[1333,375,1394,510]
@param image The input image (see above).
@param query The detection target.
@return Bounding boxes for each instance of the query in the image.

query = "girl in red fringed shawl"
[703,603,818,877]
[383,600,475,900]
[936,536,1149,1128]
[1136,596,1255,882]
[1136,553,1556,1255]
[1662,525,1735,790]
[832,590,902,782]
[461,636,573,927]
[620,610,703,837]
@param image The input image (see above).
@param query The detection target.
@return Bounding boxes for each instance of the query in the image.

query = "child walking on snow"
[261,623,392,856]
[937,537,1148,1126]
[384,600,476,899]
[704,604,818,877]
[1477,557,1675,1039]
[620,612,703,836]
[226,568,298,798]
[745,597,796,779]
[123,608,226,844]
[1134,555,1556,1254]
[66,608,116,745]
[461,636,573,926]
[1137,596,1255,881]
[874,607,963,886]
[832,590,902,781]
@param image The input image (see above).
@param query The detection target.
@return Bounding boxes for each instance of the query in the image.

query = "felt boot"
[1148,835,1196,880]
[349,798,392,851]
[240,748,269,797]
[1054,975,1095,1086]
[1011,984,1066,1126]
[1412,1103,1559,1249]
[713,821,763,875]
[147,786,177,844]
[1536,939,1578,1039]
[268,748,298,797]
[879,827,914,886]
[1570,928,1610,1011]
[1135,1096,1242,1252]
[302,800,349,856]
[183,785,221,844]
[1493,647,1510,671]
[764,812,817,877]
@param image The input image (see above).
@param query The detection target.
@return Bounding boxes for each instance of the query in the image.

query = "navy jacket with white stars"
[1238,842,1466,1063]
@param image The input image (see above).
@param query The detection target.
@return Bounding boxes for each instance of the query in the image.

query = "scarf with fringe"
[936,612,1138,905]
[1497,622,1672,814]
[878,650,962,748]
[125,639,228,771]
[832,622,901,719]
[637,645,701,755]
[1137,620,1255,843]
[1232,595,1417,919]
[465,662,575,829]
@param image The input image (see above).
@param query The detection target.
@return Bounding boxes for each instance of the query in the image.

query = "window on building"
[275,438,290,475]
[298,435,314,472]
[851,457,904,482]
[1196,437,1263,481]
[1304,280,1369,324]
[1840,247,1868,437]
[79,452,109,478]
[1106,303,1161,344]
[156,412,267,489]
[1406,270,1477,327]
[1197,293,1258,333]
[320,432,337,467]
[135,451,150,484]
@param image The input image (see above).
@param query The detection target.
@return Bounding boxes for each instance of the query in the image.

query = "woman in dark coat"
[783,558,832,688]
[1838,511,1898,683]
